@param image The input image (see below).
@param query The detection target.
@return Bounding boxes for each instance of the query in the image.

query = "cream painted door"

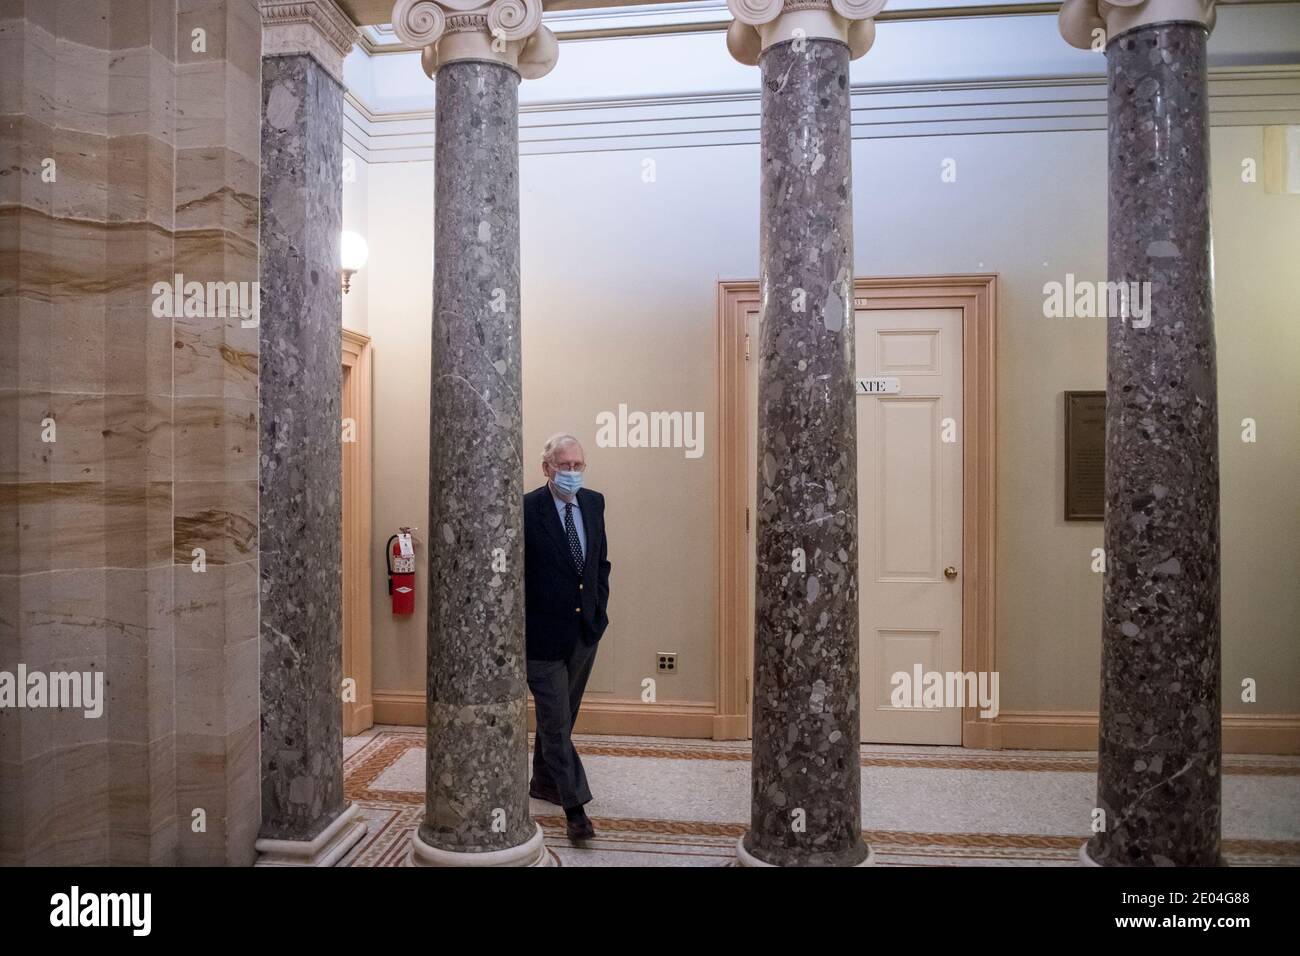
[857,307,963,744]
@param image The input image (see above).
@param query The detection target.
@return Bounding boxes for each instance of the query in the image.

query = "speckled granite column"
[742,38,867,868]
[1085,23,1221,867]
[256,51,364,864]
[415,58,541,865]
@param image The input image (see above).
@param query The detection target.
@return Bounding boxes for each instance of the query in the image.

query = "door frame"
[714,275,998,748]
[342,327,374,735]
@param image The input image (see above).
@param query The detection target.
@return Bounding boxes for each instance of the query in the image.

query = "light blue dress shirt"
[550,486,586,560]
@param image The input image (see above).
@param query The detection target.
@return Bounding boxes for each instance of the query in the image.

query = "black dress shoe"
[565,809,595,842]
[529,780,563,805]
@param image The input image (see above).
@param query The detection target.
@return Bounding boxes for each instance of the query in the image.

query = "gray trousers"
[526,636,599,809]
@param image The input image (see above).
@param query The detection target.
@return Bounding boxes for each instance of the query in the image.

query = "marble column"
[390,0,558,867]
[1060,0,1223,867]
[254,0,366,866]
[726,0,886,867]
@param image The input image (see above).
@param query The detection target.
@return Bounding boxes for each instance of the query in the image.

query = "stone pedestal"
[390,0,557,867]
[255,803,368,866]
[726,0,887,867]
[1061,1,1223,867]
[255,1,365,867]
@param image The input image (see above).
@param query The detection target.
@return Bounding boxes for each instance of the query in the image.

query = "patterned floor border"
[346,726,1300,778]
[341,730,1300,868]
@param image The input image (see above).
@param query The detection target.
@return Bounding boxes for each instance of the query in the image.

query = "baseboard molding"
[373,691,424,727]
[343,703,374,737]
[373,691,718,739]
[535,698,717,740]
[374,693,1300,755]
[1223,714,1300,755]
[993,711,1095,751]
[712,713,748,741]
[962,717,1000,750]
[995,711,1300,756]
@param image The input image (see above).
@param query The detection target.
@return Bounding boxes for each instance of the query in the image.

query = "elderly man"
[524,433,611,841]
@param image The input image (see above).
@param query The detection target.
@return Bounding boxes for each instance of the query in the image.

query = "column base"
[254,803,368,867]
[406,821,554,867]
[1079,839,1228,867]
[735,836,875,867]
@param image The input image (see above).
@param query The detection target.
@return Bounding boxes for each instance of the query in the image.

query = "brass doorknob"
[944,566,958,579]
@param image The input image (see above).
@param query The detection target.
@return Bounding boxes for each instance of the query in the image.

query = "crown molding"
[341,65,1300,159]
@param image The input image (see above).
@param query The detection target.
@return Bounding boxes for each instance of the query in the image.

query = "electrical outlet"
[656,652,677,673]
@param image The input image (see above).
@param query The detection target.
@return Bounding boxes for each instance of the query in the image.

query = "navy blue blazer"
[523,484,611,661]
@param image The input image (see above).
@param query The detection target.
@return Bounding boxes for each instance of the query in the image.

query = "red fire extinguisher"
[387,528,416,615]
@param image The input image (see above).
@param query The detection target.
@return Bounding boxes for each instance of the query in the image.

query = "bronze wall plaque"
[1065,390,1105,521]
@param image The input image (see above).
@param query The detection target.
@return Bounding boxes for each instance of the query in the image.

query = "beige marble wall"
[172,0,261,868]
[0,0,261,866]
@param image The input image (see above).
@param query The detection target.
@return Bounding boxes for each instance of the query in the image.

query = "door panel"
[876,397,942,580]
[875,629,943,716]
[858,307,963,744]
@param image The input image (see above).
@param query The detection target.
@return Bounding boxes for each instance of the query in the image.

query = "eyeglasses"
[552,460,586,472]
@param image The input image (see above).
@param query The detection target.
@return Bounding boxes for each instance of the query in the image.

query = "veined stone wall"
[0,0,262,866]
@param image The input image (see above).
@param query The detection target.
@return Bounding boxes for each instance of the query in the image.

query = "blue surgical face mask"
[553,470,583,496]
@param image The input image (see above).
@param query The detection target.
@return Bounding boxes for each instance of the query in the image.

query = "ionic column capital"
[1058,0,1236,50]
[726,0,888,66]
[391,0,557,79]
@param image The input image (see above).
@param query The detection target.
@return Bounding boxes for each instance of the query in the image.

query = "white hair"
[541,432,582,464]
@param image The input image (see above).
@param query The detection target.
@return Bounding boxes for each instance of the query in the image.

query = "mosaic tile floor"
[341,726,1300,867]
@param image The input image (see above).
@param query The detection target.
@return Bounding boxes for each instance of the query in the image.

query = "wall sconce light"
[341,230,369,294]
